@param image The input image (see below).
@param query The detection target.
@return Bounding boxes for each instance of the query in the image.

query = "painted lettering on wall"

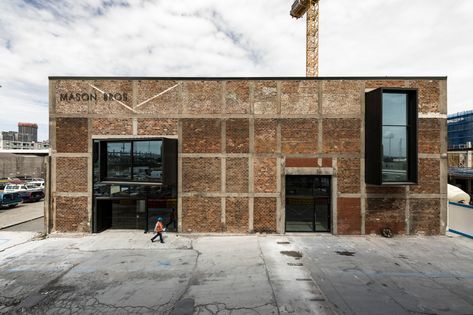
[59,92,128,102]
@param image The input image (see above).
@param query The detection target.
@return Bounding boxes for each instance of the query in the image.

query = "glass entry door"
[285,175,331,232]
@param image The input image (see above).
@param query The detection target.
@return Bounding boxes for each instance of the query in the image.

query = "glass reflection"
[107,142,131,179]
[133,141,162,181]
[382,92,409,182]
[382,93,407,125]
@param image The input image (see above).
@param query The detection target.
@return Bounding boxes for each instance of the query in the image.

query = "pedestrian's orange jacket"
[155,221,164,233]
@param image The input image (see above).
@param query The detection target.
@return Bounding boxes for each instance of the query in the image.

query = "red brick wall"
[92,118,132,135]
[182,158,220,192]
[254,198,277,233]
[137,118,178,135]
[226,119,249,153]
[365,198,406,235]
[56,118,88,153]
[254,119,277,153]
[56,158,88,193]
[225,197,249,233]
[322,119,360,153]
[55,196,89,232]
[281,119,317,154]
[337,198,361,235]
[51,78,445,235]
[181,197,222,232]
[226,158,249,193]
[182,119,221,153]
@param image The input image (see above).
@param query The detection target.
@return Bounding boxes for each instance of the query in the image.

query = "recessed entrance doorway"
[285,175,331,232]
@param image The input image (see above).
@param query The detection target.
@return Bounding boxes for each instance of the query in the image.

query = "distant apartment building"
[448,110,473,149]
[448,110,473,195]
[18,122,38,142]
[0,122,48,151]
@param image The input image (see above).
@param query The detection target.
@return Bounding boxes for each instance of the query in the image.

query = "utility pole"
[290,0,320,77]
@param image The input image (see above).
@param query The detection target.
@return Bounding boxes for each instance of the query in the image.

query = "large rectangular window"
[365,88,418,185]
[99,140,163,182]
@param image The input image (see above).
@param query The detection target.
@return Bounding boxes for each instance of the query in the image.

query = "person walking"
[151,217,165,243]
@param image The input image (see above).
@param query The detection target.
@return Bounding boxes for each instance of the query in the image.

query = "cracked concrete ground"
[0,232,331,314]
[291,233,473,315]
[0,232,472,314]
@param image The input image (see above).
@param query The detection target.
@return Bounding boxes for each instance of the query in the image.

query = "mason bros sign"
[59,92,129,102]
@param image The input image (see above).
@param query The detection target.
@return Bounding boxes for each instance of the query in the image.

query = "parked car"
[3,184,44,202]
[0,179,10,192]
[0,192,22,208]
[27,180,45,189]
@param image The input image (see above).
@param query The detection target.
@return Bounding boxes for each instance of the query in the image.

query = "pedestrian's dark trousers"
[151,232,164,243]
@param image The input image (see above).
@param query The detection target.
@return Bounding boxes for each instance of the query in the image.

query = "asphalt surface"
[291,234,473,315]
[0,232,472,314]
[0,200,44,231]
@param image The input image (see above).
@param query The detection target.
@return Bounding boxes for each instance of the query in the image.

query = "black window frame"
[98,139,164,183]
[365,88,418,185]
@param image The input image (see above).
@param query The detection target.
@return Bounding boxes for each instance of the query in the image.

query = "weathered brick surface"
[55,80,90,114]
[254,81,278,114]
[226,158,248,193]
[56,157,88,193]
[323,119,360,153]
[409,80,441,114]
[92,118,132,135]
[338,158,360,193]
[182,158,220,192]
[254,158,277,193]
[337,198,361,235]
[137,118,178,135]
[182,119,221,153]
[254,119,277,153]
[321,158,332,167]
[183,81,222,114]
[365,80,408,89]
[409,199,440,235]
[321,81,362,115]
[281,119,317,154]
[286,158,317,168]
[55,196,89,232]
[366,186,407,194]
[254,198,277,233]
[91,80,133,114]
[225,81,250,114]
[281,81,318,115]
[410,159,440,194]
[366,198,406,235]
[225,197,249,233]
[135,80,181,114]
[226,119,249,153]
[418,118,442,154]
[56,118,88,153]
[181,197,221,232]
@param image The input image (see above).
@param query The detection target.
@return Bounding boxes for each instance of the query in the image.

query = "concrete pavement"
[0,232,472,314]
[0,232,333,314]
[291,234,473,315]
[0,201,44,230]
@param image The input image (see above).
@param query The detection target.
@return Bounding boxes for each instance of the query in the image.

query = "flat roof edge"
[48,76,448,81]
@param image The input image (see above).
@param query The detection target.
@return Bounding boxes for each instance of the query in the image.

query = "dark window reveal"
[365,88,418,185]
[98,139,166,182]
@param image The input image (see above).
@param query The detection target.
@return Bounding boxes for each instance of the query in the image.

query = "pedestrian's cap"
[157,217,163,221]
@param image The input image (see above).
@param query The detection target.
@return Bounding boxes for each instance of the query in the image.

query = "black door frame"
[284,175,331,233]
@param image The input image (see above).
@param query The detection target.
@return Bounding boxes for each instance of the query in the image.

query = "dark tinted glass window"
[106,142,131,179]
[382,92,409,182]
[132,141,163,181]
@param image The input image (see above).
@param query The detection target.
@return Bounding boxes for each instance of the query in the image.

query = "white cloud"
[0,0,472,141]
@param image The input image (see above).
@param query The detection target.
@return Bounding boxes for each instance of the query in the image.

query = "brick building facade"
[47,77,447,235]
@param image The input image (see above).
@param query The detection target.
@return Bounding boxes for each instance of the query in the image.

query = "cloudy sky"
[0,0,472,141]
